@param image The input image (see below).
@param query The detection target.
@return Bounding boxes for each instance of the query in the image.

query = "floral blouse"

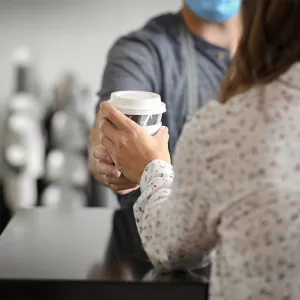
[134,63,300,300]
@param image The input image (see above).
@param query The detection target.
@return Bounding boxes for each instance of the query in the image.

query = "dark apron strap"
[180,25,199,121]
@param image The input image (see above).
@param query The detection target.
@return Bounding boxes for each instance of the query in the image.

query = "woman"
[99,0,300,299]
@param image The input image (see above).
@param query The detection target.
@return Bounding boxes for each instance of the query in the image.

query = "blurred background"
[0,0,181,229]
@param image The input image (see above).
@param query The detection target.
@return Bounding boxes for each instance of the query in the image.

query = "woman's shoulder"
[183,89,259,144]
[194,87,259,120]
[182,63,300,150]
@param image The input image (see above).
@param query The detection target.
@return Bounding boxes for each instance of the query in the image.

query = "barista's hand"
[88,106,139,194]
[99,102,170,184]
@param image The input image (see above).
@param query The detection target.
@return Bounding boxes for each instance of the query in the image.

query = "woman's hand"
[88,106,139,194]
[99,102,170,184]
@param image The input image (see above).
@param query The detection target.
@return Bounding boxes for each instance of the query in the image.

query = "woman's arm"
[99,100,222,270]
[134,111,220,271]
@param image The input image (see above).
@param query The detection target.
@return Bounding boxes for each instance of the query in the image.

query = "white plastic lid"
[108,91,166,115]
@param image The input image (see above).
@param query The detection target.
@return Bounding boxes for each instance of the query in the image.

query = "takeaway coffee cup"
[107,91,166,135]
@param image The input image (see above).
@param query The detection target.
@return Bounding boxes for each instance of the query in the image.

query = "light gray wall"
[0,0,181,205]
[0,0,181,100]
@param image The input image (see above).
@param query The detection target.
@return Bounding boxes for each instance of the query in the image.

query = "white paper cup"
[107,91,166,135]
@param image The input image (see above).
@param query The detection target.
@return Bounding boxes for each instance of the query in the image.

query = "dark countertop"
[0,207,209,300]
[0,208,115,280]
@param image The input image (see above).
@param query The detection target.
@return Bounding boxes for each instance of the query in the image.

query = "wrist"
[136,159,152,184]
[140,159,173,190]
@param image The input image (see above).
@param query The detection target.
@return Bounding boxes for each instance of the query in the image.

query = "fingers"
[100,101,132,130]
[92,145,114,164]
[89,113,123,183]
[92,172,137,193]
[108,183,138,193]
[89,154,120,177]
[101,136,115,156]
[117,186,139,195]
[105,175,133,185]
[102,175,139,193]
[97,158,120,177]
[88,120,115,165]
[154,126,169,143]
[88,125,101,147]
[99,118,119,144]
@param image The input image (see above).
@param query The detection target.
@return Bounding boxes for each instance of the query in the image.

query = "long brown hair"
[221,0,300,103]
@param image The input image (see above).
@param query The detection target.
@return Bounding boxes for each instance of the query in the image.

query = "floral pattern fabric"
[134,64,300,300]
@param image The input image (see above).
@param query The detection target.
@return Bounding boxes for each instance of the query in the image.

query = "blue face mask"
[185,0,241,23]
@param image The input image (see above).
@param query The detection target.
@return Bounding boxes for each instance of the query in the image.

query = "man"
[89,0,242,208]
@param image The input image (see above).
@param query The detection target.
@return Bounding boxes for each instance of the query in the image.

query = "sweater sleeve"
[134,101,221,270]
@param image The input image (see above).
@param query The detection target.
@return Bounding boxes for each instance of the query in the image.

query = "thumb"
[154,126,169,143]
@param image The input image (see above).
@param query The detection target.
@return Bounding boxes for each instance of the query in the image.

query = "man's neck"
[182,4,241,56]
